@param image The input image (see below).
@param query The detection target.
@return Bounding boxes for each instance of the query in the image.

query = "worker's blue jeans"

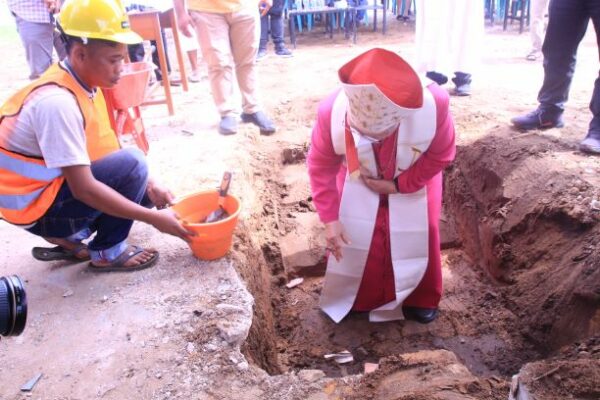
[26,148,151,262]
[538,0,600,134]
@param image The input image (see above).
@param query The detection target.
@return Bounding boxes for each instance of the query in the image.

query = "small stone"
[460,338,466,344]
[102,295,108,303]
[186,342,196,354]
[285,277,304,289]
[155,372,162,379]
[364,363,379,374]
[237,361,249,371]
[62,289,74,298]
[204,343,218,352]
[298,369,326,382]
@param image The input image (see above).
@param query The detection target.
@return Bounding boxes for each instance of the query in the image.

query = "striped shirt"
[7,0,51,24]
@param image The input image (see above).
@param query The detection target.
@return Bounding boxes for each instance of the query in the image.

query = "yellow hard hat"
[57,0,142,45]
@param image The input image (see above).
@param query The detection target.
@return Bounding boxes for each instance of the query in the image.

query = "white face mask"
[350,121,400,143]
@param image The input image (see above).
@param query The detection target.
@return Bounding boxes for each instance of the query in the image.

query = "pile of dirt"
[236,117,599,400]
[509,336,600,400]
[445,131,600,352]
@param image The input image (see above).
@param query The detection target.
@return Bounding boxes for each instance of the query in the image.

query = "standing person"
[526,0,550,61]
[396,0,413,22]
[174,0,277,136]
[257,0,292,59]
[8,0,67,79]
[124,2,181,86]
[511,0,600,155]
[180,30,204,82]
[414,0,484,96]
[0,0,193,270]
[307,48,456,323]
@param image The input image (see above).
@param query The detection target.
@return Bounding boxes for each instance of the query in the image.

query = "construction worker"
[0,0,193,271]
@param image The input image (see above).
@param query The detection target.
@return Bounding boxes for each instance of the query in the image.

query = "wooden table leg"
[153,19,174,115]
[165,9,188,92]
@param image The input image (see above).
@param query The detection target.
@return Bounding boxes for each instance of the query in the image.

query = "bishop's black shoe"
[402,306,439,324]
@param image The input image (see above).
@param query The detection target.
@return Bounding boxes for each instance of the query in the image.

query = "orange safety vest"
[0,63,120,225]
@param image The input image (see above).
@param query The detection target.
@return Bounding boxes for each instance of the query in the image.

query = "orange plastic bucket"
[104,62,152,109]
[171,190,241,260]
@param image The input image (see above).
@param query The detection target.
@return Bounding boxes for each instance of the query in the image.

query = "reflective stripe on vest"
[0,148,62,210]
[0,149,62,181]
[0,187,46,210]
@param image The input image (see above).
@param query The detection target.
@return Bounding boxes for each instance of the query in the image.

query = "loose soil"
[1,6,599,400]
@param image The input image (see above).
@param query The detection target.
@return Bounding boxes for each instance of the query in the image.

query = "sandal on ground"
[32,244,90,262]
[87,245,159,273]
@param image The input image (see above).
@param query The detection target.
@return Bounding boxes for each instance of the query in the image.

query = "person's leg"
[270,0,292,56]
[538,0,589,115]
[52,27,67,61]
[580,0,600,154]
[186,49,203,82]
[187,49,198,72]
[259,13,269,57]
[229,9,260,114]
[26,148,155,266]
[512,0,588,130]
[230,8,277,134]
[191,11,237,134]
[14,17,54,79]
[151,29,174,83]
[449,0,483,96]
[527,0,549,60]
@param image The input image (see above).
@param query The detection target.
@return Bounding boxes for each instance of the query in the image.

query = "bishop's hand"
[325,220,351,262]
[359,166,399,195]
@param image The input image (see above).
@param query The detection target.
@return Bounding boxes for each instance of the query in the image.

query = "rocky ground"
[0,5,599,400]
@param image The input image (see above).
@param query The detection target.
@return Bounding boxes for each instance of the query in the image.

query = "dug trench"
[229,125,600,397]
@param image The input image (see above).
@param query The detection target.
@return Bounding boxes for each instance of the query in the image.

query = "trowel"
[202,172,232,223]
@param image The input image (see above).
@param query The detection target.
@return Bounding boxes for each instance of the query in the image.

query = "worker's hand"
[258,0,272,16]
[44,0,59,13]
[359,165,398,195]
[149,209,195,242]
[176,10,195,37]
[146,180,175,209]
[325,220,350,262]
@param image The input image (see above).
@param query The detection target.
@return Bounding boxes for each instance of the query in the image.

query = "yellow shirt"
[188,0,253,13]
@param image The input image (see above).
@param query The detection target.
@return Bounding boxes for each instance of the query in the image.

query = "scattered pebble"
[298,369,325,382]
[364,363,379,374]
[324,350,354,364]
[285,277,304,289]
[186,342,196,354]
[62,289,73,298]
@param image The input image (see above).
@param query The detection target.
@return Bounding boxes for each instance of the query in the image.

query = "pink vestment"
[307,83,456,310]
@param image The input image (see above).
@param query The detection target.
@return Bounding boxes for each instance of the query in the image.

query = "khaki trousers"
[191,8,261,117]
